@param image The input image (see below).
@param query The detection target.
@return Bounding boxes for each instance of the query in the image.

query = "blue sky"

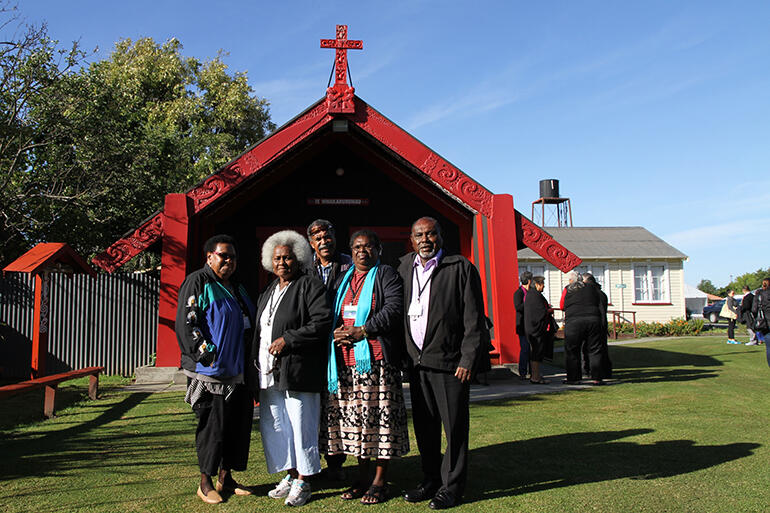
[21,0,770,287]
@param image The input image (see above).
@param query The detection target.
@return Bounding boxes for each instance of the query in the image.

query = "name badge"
[343,305,358,320]
[408,301,423,318]
[242,314,252,330]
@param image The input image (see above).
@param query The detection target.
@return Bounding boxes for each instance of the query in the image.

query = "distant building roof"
[517,227,687,260]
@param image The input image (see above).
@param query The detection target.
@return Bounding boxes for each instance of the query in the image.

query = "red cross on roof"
[321,25,362,114]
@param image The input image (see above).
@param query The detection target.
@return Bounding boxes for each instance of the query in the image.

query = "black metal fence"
[0,272,159,378]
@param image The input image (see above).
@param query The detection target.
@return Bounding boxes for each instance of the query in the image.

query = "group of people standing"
[175,216,490,509]
[731,280,770,366]
[514,270,612,386]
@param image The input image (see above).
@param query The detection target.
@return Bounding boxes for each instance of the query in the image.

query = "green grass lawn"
[1,337,768,512]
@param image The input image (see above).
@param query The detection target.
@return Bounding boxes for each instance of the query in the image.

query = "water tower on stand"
[531,179,573,227]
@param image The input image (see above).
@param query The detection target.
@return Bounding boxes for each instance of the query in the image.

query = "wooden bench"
[0,366,105,418]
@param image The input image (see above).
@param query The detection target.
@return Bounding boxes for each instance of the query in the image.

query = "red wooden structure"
[91,25,581,368]
[3,243,96,378]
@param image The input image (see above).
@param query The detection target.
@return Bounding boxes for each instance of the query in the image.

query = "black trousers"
[193,384,254,476]
[728,319,736,339]
[564,317,604,381]
[410,366,470,498]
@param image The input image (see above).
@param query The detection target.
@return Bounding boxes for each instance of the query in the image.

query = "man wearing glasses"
[175,234,257,504]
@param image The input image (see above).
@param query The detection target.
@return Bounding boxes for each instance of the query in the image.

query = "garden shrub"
[609,318,705,338]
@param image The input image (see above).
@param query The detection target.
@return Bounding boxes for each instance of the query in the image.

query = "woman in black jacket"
[322,230,409,504]
[253,230,332,507]
[751,278,770,365]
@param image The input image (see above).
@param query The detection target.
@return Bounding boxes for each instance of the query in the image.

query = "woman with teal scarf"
[322,230,409,505]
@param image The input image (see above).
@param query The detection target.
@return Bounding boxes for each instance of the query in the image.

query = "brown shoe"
[197,486,223,504]
[215,479,253,496]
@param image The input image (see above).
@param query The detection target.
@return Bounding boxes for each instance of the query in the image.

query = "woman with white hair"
[252,230,332,507]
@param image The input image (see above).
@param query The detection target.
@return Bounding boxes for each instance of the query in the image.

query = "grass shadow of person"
[463,428,759,504]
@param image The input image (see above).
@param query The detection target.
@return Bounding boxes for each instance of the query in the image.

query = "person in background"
[583,273,612,379]
[175,234,256,505]
[740,286,757,346]
[524,275,550,385]
[751,278,770,365]
[562,271,604,385]
[306,219,351,481]
[513,271,533,380]
[255,230,332,507]
[725,289,740,344]
[307,219,353,292]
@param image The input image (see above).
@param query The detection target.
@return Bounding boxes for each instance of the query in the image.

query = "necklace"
[266,282,291,326]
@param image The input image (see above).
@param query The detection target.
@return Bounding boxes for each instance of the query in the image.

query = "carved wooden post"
[487,194,519,365]
[31,270,51,378]
[155,193,193,367]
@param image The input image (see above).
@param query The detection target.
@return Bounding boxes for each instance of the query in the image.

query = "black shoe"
[429,489,458,509]
[403,483,439,503]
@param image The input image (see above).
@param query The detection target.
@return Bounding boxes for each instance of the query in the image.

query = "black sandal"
[361,484,388,505]
[341,483,367,500]
[530,378,550,384]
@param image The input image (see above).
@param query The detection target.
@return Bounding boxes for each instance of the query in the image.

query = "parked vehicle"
[702,298,741,323]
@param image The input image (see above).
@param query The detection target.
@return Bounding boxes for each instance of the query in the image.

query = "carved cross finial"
[321,25,362,114]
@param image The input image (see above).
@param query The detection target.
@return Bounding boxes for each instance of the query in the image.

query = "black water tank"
[539,179,560,199]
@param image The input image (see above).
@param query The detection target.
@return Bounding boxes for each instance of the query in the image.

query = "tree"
[1,22,275,267]
[0,4,87,264]
[697,279,718,296]
[721,268,770,295]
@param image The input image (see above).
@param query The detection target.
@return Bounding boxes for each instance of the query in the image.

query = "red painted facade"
[92,26,581,367]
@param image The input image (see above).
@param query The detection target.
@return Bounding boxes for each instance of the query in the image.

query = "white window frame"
[632,262,671,303]
[576,263,610,294]
[520,263,551,305]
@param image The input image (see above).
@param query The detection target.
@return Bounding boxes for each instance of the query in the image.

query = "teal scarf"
[327,263,379,394]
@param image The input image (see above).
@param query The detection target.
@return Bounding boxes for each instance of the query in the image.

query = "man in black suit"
[306,219,351,481]
[399,217,489,509]
[513,271,533,380]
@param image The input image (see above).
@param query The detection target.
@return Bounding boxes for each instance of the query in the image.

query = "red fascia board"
[4,243,96,276]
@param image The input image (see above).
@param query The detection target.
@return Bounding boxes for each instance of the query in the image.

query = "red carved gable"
[92,95,578,273]
[515,212,582,272]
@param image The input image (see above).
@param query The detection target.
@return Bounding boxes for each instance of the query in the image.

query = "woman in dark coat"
[563,275,604,385]
[524,276,550,384]
[322,230,409,504]
[253,230,332,507]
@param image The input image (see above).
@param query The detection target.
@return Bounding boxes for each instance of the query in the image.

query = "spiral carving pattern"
[93,215,163,272]
[518,216,581,272]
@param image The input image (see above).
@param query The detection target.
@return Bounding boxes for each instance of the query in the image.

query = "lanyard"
[267,282,291,326]
[412,264,435,303]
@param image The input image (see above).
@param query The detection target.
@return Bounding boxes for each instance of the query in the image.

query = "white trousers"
[259,387,321,476]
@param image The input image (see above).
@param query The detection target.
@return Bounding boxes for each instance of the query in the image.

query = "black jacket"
[331,264,405,366]
[513,286,528,336]
[523,287,549,340]
[251,274,332,393]
[563,283,603,320]
[175,265,254,375]
[752,288,770,323]
[397,252,489,374]
[741,292,754,325]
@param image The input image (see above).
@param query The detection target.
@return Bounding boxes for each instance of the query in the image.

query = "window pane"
[634,267,647,301]
[650,266,665,301]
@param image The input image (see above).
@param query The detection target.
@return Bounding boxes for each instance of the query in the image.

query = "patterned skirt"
[321,360,410,459]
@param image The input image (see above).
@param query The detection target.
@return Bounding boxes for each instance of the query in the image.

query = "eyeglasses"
[214,252,236,261]
[352,244,377,251]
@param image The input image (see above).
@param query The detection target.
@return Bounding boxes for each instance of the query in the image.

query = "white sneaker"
[746,341,758,346]
[268,475,294,499]
[285,479,311,507]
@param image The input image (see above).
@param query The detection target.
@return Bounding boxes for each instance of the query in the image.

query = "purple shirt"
[408,250,443,350]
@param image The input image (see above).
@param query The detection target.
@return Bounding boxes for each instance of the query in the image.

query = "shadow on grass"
[0,392,155,480]
[607,345,723,383]
[464,428,759,503]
